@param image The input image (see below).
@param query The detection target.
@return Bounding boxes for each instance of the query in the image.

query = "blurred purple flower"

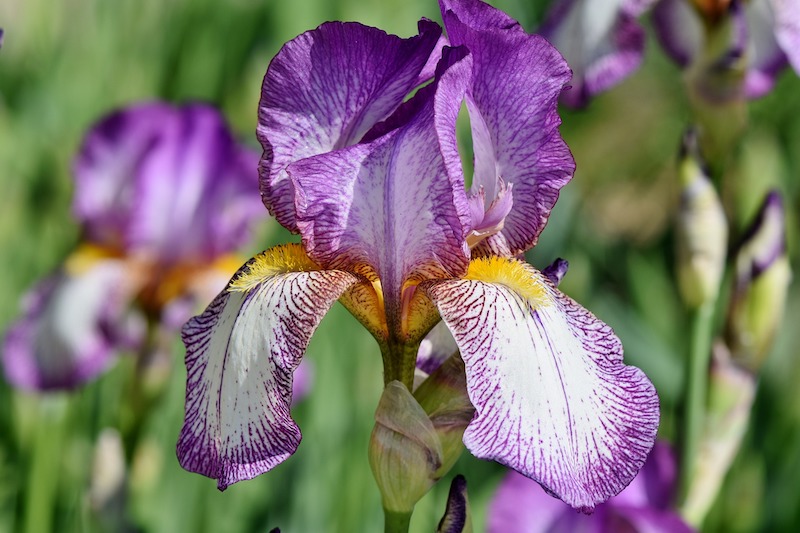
[488,443,694,532]
[653,0,800,98]
[539,0,655,107]
[177,0,658,511]
[2,102,262,391]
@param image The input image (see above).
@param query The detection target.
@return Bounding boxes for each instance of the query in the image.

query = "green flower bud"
[676,129,729,308]
[414,354,475,479]
[726,191,791,372]
[681,344,756,527]
[369,381,443,514]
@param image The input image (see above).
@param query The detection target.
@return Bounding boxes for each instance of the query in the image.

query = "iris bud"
[681,345,756,526]
[436,475,473,533]
[726,191,791,372]
[369,381,443,514]
[676,129,728,309]
[414,354,475,479]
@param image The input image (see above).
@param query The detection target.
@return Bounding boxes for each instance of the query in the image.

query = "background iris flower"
[177,0,659,513]
[2,102,263,390]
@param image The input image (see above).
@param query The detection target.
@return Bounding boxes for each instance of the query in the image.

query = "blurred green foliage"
[0,0,798,531]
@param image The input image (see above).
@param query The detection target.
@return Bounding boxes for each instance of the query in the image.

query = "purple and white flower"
[488,442,693,532]
[539,0,656,107]
[2,102,263,391]
[177,0,659,511]
[653,0,800,98]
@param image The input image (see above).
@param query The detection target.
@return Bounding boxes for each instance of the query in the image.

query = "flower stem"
[680,300,716,501]
[381,340,420,391]
[384,509,412,533]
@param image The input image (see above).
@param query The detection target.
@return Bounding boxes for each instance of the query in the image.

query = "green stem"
[384,509,412,533]
[381,340,420,391]
[24,397,68,533]
[680,301,716,501]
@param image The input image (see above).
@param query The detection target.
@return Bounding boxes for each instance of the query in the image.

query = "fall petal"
[424,258,659,510]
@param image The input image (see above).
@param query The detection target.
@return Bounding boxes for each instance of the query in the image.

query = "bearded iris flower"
[177,0,659,511]
[2,102,263,390]
[653,0,800,98]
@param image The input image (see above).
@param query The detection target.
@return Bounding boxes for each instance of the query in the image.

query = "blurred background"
[0,0,798,531]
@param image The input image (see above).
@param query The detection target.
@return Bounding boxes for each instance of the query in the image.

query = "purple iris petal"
[257,20,442,233]
[74,102,262,263]
[540,0,652,107]
[488,443,691,533]
[441,2,575,255]
[177,254,357,490]
[289,47,473,324]
[424,260,659,511]
[2,260,143,391]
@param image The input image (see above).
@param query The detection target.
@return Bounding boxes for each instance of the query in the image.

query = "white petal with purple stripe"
[424,260,659,510]
[177,262,356,489]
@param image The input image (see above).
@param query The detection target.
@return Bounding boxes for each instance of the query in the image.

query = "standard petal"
[442,7,575,255]
[177,245,357,489]
[73,102,173,249]
[2,257,141,391]
[289,47,473,329]
[129,104,262,263]
[74,103,262,262]
[438,0,523,32]
[539,0,648,107]
[257,20,442,232]
[423,258,659,510]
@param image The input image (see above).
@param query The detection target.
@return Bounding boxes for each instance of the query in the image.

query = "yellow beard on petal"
[464,256,550,309]
[64,243,124,275]
[228,243,320,292]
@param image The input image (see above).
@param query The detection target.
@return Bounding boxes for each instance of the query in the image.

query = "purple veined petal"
[416,320,460,376]
[539,0,649,107]
[438,0,524,32]
[177,245,358,490]
[2,257,141,391]
[128,104,262,263]
[652,0,704,68]
[423,258,659,511]
[442,8,575,255]
[289,47,473,332]
[257,20,442,233]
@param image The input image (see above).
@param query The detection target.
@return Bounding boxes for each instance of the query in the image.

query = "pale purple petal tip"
[289,47,473,309]
[2,261,139,391]
[257,21,441,233]
[416,320,459,375]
